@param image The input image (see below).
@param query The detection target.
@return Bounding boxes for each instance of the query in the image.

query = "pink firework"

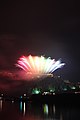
[16,55,65,80]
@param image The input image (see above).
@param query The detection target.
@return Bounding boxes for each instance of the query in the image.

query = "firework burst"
[16,55,65,79]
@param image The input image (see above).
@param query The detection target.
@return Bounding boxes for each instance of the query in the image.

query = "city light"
[32,88,41,94]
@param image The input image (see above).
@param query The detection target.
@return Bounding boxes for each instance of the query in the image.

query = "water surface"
[0,99,80,120]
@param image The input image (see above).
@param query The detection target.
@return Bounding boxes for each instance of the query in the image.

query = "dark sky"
[0,1,80,84]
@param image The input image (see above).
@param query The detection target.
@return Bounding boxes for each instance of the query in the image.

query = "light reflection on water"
[0,99,80,120]
[0,100,2,111]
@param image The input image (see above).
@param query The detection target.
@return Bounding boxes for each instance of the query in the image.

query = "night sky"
[0,1,80,94]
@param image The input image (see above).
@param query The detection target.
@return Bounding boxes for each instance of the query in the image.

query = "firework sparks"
[16,55,65,80]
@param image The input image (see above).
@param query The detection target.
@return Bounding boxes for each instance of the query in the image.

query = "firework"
[16,55,65,79]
